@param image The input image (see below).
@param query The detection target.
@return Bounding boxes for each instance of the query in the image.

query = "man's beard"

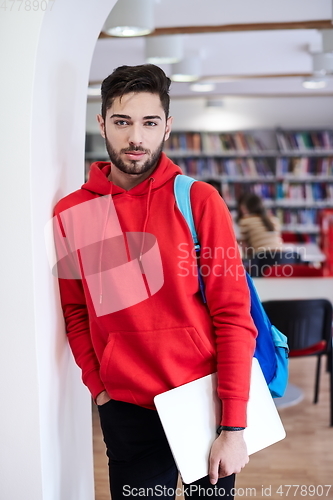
[105,136,165,176]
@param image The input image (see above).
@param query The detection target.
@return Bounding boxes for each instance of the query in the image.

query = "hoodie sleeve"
[57,277,106,401]
[190,184,258,427]
[53,203,106,401]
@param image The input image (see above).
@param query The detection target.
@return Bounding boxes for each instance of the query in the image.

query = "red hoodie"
[54,153,257,427]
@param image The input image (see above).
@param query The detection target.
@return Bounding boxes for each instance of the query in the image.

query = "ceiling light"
[171,55,201,82]
[145,35,183,64]
[103,0,154,37]
[302,77,327,89]
[312,52,333,74]
[190,82,215,92]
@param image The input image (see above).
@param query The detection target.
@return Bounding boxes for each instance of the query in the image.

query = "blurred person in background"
[204,179,222,197]
[237,192,283,260]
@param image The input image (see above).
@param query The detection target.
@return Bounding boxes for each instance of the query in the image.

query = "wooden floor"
[93,357,333,500]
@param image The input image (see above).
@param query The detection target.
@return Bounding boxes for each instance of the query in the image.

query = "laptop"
[154,357,286,484]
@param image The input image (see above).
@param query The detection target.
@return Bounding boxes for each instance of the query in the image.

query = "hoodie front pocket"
[99,326,216,407]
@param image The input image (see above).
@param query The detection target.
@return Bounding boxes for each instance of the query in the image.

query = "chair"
[262,299,333,426]
[246,250,301,277]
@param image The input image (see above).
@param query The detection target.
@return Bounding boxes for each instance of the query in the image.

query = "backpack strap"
[174,174,207,303]
[174,175,200,252]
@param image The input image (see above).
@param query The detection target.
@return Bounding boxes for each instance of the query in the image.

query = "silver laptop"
[154,357,286,484]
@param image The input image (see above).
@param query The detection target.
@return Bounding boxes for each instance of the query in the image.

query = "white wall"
[0,1,116,499]
[168,96,333,131]
[87,95,333,133]
[0,10,44,500]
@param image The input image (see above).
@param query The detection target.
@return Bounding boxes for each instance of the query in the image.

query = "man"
[54,64,257,499]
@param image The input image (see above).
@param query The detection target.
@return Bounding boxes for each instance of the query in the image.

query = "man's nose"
[128,124,143,146]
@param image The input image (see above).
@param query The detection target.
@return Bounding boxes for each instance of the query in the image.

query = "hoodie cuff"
[220,399,248,428]
[83,369,106,402]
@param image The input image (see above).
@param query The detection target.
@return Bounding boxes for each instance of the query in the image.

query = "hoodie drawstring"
[139,177,155,262]
[99,184,113,304]
[99,177,154,306]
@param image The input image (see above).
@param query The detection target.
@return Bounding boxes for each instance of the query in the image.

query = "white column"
[0,1,116,499]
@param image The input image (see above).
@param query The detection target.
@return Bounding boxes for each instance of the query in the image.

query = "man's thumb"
[208,460,219,485]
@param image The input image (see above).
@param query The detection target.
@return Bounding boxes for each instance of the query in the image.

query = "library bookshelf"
[85,128,333,240]
[163,129,333,239]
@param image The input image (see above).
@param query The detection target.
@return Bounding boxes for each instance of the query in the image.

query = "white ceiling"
[151,0,331,26]
[88,0,333,98]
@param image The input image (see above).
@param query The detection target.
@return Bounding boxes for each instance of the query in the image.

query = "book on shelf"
[275,208,319,228]
[276,130,333,152]
[174,156,274,178]
[219,131,266,152]
[165,131,268,154]
[276,181,333,205]
[276,157,333,178]
[221,183,234,205]
[165,132,202,152]
[223,183,275,206]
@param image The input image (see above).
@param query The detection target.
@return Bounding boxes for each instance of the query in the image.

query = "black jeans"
[98,399,235,500]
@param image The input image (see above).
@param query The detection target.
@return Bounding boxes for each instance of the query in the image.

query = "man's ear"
[96,114,106,138]
[164,116,173,142]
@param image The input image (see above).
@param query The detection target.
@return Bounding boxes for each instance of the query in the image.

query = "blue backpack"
[174,174,289,398]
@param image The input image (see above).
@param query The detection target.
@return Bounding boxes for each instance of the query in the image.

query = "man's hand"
[209,430,249,484]
[96,390,111,406]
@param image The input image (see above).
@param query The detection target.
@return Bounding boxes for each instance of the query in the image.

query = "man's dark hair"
[101,64,171,120]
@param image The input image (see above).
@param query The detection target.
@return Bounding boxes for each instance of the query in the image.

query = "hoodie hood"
[82,152,183,197]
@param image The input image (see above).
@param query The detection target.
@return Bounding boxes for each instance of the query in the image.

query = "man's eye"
[145,121,157,127]
[115,120,129,126]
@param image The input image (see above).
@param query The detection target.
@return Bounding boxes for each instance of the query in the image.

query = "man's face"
[97,92,172,176]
